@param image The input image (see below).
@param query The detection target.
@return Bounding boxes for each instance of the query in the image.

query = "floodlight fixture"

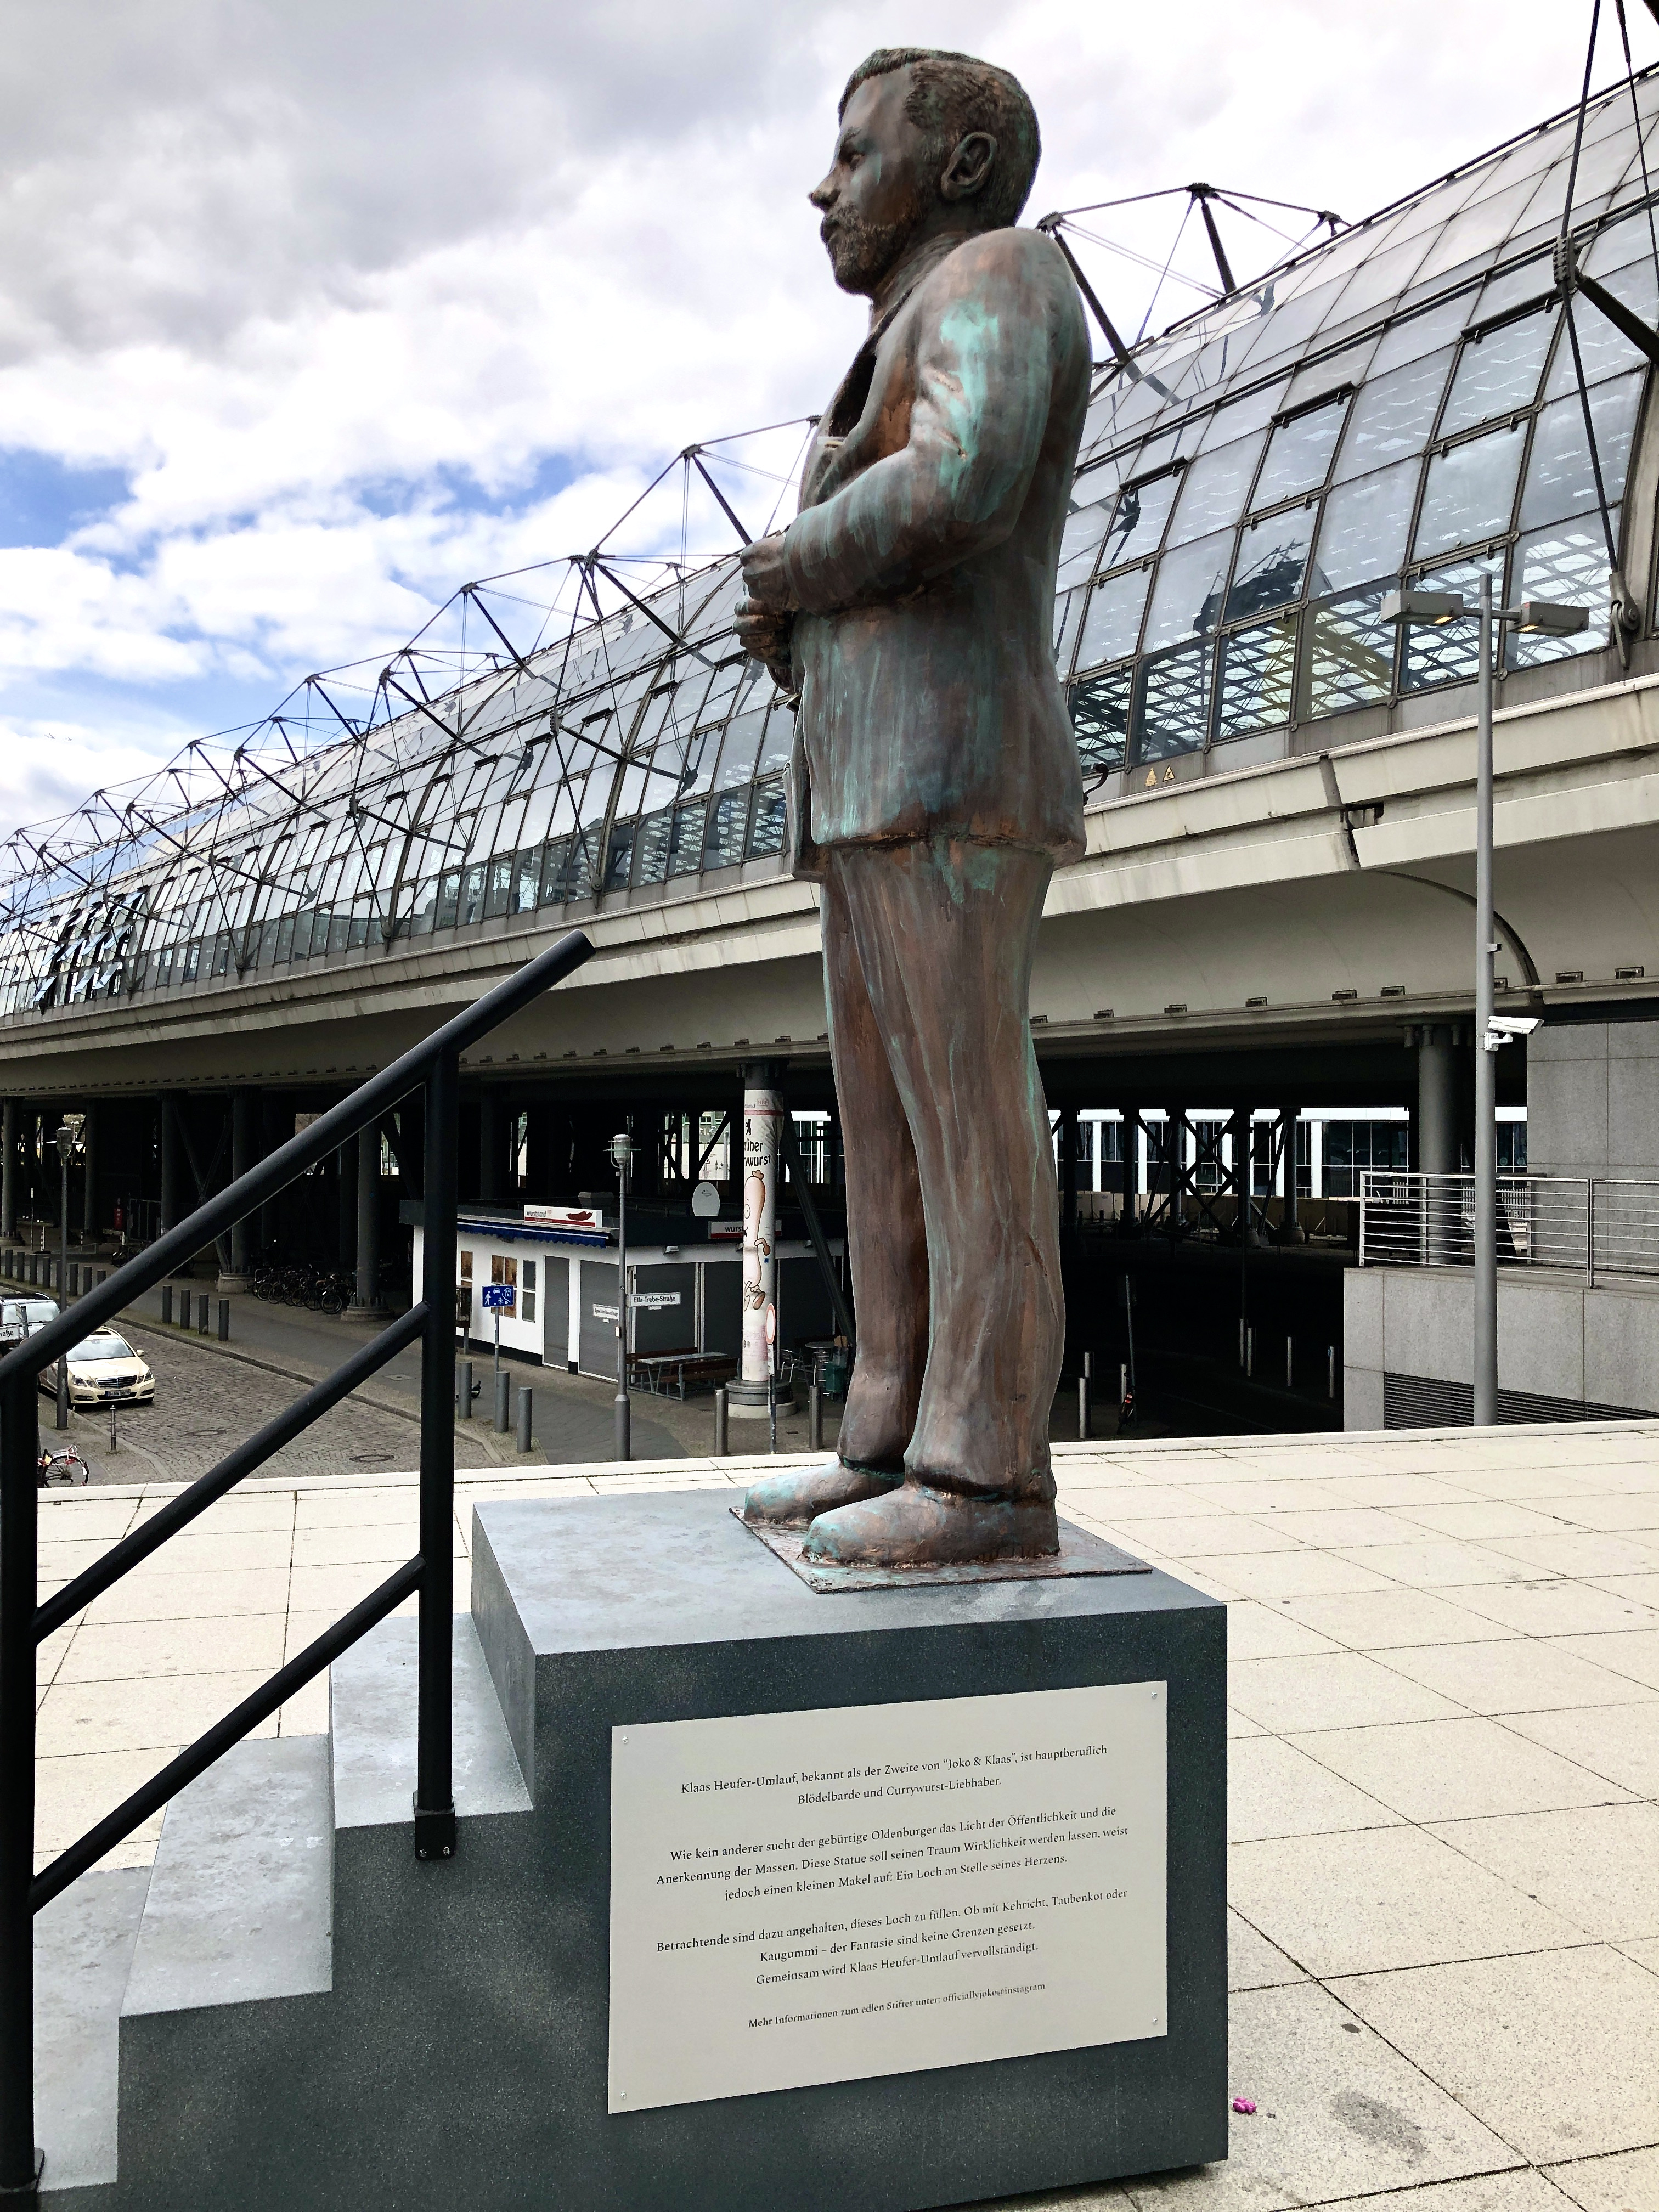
[1514,599,1590,636]
[1381,588,1464,627]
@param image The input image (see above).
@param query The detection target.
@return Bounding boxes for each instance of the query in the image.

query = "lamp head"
[611,1132,633,1170]
[1514,598,1589,636]
[1381,588,1465,628]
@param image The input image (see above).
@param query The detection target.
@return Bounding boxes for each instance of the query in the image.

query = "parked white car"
[37,1332,154,1407]
[0,1297,57,1347]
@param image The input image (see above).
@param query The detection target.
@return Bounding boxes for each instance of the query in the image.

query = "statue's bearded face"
[810,72,932,297]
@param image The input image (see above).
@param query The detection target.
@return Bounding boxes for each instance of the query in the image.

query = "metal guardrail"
[1359,1170,1659,1285]
[0,927,593,2196]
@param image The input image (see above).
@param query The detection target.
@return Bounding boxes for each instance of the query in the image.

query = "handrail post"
[0,1380,40,2193]
[414,1051,458,1864]
[1587,1176,1596,1290]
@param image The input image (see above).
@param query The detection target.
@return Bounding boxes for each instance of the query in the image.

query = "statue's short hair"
[839,48,1041,230]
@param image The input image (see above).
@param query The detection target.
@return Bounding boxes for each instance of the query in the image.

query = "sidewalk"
[29,1421,1659,2208]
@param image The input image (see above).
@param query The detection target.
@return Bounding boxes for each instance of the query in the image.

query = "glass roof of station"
[2,67,1657,1023]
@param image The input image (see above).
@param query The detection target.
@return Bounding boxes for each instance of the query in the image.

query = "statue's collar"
[866,228,976,335]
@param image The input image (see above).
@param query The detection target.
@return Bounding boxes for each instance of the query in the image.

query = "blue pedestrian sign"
[481,1284,515,1311]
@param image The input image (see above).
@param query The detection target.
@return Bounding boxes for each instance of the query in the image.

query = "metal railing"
[1359,1170,1659,1285]
[0,928,592,2196]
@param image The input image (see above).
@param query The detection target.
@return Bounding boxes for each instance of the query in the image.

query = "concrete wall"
[1343,1262,1659,1424]
[1527,1017,1659,1181]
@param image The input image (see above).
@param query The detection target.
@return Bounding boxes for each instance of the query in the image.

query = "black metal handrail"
[0,927,592,2196]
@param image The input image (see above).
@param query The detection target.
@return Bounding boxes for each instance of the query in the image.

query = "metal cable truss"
[0,424,817,1020]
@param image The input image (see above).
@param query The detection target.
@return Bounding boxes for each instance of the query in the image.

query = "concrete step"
[38,1613,529,2205]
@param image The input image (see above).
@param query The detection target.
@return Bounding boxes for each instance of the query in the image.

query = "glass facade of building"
[1,72,1655,1020]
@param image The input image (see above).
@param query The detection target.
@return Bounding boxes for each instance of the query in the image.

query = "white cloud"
[0,0,1648,848]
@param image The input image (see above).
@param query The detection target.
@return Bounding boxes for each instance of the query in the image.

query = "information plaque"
[608,1681,1166,2113]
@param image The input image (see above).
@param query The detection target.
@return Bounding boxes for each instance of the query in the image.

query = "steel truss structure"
[2,65,1657,1025]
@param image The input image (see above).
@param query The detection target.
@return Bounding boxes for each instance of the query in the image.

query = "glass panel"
[561,827,603,901]
[1333,350,1454,480]
[1307,589,1395,716]
[1069,667,1131,784]
[1439,302,1557,436]
[327,912,349,955]
[1313,461,1418,593]
[1413,423,1526,558]
[1194,375,1288,448]
[484,855,514,918]
[746,776,787,860]
[1143,530,1233,651]
[1076,565,1152,670]
[1544,259,1658,394]
[1057,496,1115,592]
[711,711,765,791]
[634,808,674,888]
[1370,294,1475,376]
[1216,616,1296,740]
[1226,507,1315,620]
[460,865,487,926]
[702,788,750,870]
[534,836,568,905]
[1507,512,1615,669]
[1520,372,1644,528]
[435,872,461,929]
[757,707,794,776]
[1097,469,1183,569]
[1134,642,1212,764]
[1251,396,1348,509]
[603,821,637,891]
[1165,436,1265,544]
[1401,551,1505,691]
[1053,584,1085,673]
[667,800,707,876]
[510,847,543,914]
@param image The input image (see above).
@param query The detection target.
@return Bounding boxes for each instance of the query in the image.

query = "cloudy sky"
[0,0,1645,847]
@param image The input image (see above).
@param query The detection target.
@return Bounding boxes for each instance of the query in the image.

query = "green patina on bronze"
[733,47,1088,1570]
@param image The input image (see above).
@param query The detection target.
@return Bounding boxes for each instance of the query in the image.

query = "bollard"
[161,1284,172,1326]
[1285,1336,1294,1390]
[457,1358,473,1419]
[713,1384,729,1458]
[494,1368,511,1433]
[218,1298,230,1342]
[809,1381,823,1453]
[1245,1325,1254,1379]
[1078,1374,1091,1441]
[516,1385,533,1454]
[1328,1345,1337,1402]
[1238,1317,1246,1369]
[198,1292,211,1335]
[1120,1361,1128,1410]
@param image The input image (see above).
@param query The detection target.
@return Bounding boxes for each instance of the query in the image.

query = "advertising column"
[732,1063,783,1415]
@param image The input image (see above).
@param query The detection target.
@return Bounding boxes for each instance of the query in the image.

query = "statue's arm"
[781,240,1058,612]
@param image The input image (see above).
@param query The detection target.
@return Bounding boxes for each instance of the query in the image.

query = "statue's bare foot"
[741,1460,901,1530]
[800,1483,1059,1567]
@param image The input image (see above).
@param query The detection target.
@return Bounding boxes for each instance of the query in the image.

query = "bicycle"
[37,1446,89,1488]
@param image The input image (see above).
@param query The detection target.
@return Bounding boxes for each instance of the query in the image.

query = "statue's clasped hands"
[736,533,797,689]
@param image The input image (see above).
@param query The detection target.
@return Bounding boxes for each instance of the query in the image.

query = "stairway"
[37,1615,531,2208]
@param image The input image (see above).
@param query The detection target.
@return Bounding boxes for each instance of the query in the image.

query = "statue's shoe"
[801,1483,1060,1568]
[741,1459,901,1531]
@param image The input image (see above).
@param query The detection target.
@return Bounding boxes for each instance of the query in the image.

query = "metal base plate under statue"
[471,1487,1227,2209]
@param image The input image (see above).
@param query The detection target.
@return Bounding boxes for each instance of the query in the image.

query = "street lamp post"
[1383,586,1585,1422]
[612,1131,633,1464]
[53,1119,83,1432]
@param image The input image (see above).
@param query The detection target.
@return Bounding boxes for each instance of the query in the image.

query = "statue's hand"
[735,598,795,688]
[739,533,794,612]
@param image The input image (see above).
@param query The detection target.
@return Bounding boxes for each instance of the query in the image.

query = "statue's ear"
[940,132,996,205]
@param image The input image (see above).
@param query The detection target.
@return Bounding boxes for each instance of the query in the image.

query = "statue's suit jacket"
[781,224,1091,878]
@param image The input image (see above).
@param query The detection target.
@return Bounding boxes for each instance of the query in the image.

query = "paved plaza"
[31,1420,1659,2209]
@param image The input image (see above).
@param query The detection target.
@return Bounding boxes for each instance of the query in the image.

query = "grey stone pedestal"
[470,1491,1228,2210]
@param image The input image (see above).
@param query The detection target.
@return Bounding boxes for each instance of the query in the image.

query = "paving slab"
[1426,1803,1659,1943]
[1228,1825,1582,1977]
[1285,1715,1638,1822]
[1332,1945,1659,2166]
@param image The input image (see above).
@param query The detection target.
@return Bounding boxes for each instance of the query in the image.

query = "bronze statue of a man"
[737,46,1088,1568]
